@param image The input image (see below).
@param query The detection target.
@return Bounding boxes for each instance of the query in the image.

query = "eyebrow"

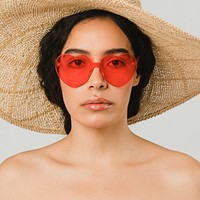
[105,48,129,54]
[64,49,89,54]
[64,48,129,55]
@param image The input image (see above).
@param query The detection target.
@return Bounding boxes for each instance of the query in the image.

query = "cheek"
[116,82,133,106]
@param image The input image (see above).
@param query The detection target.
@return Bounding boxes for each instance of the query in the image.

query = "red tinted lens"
[55,54,92,87]
[101,54,137,87]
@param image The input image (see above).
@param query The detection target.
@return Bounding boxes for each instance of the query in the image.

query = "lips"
[82,97,113,111]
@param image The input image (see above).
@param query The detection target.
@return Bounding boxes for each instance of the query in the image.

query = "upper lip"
[82,97,113,105]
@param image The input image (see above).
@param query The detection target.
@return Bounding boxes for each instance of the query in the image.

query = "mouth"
[81,98,113,111]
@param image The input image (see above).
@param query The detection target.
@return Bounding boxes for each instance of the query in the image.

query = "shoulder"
[0,150,40,180]
[158,149,200,175]
[0,146,53,177]
[161,151,200,181]
[0,149,49,199]
[0,153,28,199]
[141,138,200,199]
[143,138,200,177]
[0,147,46,170]
[155,150,200,199]
[0,152,32,178]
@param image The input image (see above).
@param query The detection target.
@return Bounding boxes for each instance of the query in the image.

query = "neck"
[63,119,137,167]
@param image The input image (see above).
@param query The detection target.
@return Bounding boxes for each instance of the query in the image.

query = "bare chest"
[23,169,169,200]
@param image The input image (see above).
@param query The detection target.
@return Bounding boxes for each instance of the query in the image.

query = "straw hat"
[0,0,200,134]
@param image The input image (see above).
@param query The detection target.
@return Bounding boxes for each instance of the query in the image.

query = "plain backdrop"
[0,0,200,163]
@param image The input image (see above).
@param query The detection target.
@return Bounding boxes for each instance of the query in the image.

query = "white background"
[0,0,200,163]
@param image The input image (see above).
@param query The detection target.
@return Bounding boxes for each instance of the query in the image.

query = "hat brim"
[0,0,200,134]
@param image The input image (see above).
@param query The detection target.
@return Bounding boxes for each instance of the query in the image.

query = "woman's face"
[59,17,140,129]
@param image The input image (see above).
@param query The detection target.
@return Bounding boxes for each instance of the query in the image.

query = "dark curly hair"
[37,9,155,134]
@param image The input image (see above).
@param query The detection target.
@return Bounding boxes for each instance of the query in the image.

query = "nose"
[87,67,108,90]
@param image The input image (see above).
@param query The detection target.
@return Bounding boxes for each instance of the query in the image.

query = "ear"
[132,73,141,87]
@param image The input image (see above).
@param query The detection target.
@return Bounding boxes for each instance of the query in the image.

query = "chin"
[78,114,124,130]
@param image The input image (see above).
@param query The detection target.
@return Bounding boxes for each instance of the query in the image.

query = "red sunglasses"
[55,53,137,87]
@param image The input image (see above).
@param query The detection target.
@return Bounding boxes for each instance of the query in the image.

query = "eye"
[69,59,85,68]
[108,59,125,68]
[74,60,83,66]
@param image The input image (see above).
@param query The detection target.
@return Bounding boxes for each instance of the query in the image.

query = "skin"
[0,18,200,200]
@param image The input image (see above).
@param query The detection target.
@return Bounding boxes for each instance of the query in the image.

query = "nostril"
[87,67,108,89]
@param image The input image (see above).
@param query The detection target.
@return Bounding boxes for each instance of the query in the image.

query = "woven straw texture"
[0,0,200,134]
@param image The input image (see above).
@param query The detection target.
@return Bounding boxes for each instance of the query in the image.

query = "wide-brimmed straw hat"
[0,0,200,134]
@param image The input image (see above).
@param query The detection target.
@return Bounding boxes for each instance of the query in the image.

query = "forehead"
[62,17,133,55]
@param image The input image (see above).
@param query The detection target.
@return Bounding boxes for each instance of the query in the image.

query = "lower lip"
[83,103,112,111]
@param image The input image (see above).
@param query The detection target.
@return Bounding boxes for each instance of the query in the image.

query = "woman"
[0,0,200,199]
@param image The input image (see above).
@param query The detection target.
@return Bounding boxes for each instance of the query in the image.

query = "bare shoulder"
[0,152,29,199]
[159,148,200,175]
[155,148,200,199]
[138,136,200,199]
[0,147,47,173]
[0,148,50,199]
[0,138,68,199]
[0,151,34,178]
[161,150,200,180]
